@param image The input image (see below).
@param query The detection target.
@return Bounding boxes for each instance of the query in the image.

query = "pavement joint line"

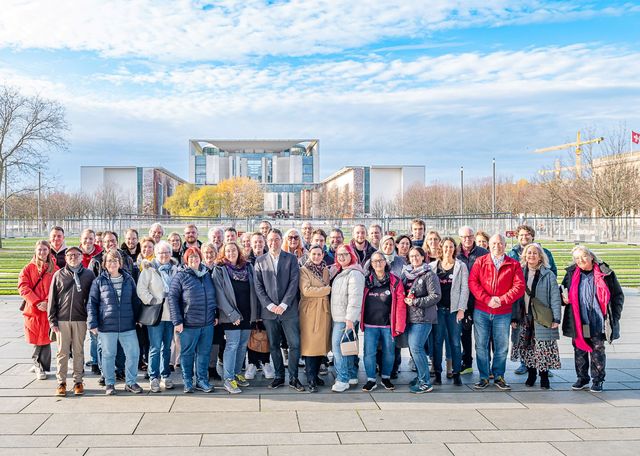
[355,409,368,432]
[0,361,17,375]
[475,408,500,430]
[565,405,598,429]
[130,411,145,435]
[167,395,177,412]
[295,409,301,433]
[336,431,343,445]
[16,396,37,413]
[58,434,70,448]
[30,411,54,435]
[442,442,456,455]
[198,433,203,447]
[368,391,383,411]
[549,440,570,456]
[567,428,586,441]
[466,430,484,443]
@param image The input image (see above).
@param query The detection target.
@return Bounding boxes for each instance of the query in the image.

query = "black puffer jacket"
[169,266,217,328]
[561,261,624,341]
[48,265,95,327]
[402,266,442,324]
[87,270,140,333]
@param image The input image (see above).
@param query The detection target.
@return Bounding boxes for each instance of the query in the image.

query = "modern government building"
[81,139,424,216]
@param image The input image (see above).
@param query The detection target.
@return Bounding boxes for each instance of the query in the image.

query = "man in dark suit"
[254,228,304,392]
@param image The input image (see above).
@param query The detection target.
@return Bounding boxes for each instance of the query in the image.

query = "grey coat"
[212,264,259,324]
[429,259,469,313]
[253,250,300,320]
[401,266,441,324]
[512,266,562,341]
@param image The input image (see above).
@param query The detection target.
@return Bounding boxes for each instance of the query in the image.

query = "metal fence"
[3,214,640,244]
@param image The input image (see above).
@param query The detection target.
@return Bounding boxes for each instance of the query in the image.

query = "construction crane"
[535,130,604,176]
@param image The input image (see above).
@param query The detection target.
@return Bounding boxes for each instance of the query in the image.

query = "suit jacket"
[253,250,300,320]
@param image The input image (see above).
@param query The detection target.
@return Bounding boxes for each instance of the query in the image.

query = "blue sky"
[1,0,639,190]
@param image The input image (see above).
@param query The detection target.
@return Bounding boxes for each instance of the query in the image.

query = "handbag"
[247,329,270,353]
[138,300,163,326]
[340,328,359,356]
[20,272,46,312]
[530,295,554,328]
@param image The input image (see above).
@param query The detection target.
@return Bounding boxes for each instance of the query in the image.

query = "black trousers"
[32,344,51,371]
[574,334,606,382]
[305,356,323,383]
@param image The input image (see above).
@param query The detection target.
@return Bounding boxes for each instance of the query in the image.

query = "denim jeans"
[90,331,99,365]
[474,309,511,380]
[147,321,174,380]
[331,322,359,383]
[264,318,301,380]
[223,329,251,380]
[363,326,395,381]
[98,330,140,386]
[434,308,462,374]
[97,336,125,375]
[407,322,432,385]
[179,325,214,387]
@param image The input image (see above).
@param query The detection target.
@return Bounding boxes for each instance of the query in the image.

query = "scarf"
[569,263,611,353]
[192,265,209,278]
[224,260,249,282]
[155,260,174,293]
[68,264,83,292]
[304,259,327,282]
[402,262,429,282]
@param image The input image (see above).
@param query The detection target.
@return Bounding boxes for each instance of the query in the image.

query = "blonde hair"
[519,243,549,269]
[33,240,55,273]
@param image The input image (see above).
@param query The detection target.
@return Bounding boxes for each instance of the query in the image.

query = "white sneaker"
[216,360,224,376]
[349,378,359,385]
[245,363,257,380]
[332,381,350,392]
[160,377,174,390]
[29,366,36,373]
[36,367,47,380]
[409,358,417,372]
[263,363,275,379]
[150,378,161,393]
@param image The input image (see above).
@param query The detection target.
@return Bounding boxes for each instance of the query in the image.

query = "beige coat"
[299,266,332,356]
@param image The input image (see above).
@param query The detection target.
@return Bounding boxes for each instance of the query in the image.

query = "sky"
[1,0,640,191]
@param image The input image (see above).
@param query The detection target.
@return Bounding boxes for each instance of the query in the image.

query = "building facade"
[188,139,319,215]
[80,166,186,215]
[302,165,425,218]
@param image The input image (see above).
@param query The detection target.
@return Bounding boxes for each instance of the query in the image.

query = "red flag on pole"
[633,131,640,144]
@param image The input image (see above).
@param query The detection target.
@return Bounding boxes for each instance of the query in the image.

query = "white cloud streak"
[0,0,636,62]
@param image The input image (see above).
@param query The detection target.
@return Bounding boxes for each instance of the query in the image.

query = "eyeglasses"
[371,259,386,264]
[460,235,474,239]
[287,236,299,240]
[157,251,171,255]
[337,253,350,258]
[106,259,120,264]
[65,253,81,258]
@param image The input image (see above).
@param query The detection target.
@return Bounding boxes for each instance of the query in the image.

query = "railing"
[3,214,640,243]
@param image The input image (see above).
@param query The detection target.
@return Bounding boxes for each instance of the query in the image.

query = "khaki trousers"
[56,321,87,385]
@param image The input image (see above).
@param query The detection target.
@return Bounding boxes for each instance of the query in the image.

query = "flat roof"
[190,139,318,154]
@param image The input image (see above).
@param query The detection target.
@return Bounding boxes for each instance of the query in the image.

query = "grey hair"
[154,240,172,255]
[208,226,224,239]
[149,222,164,235]
[571,245,600,263]
[458,226,475,236]
[519,243,549,269]
[490,233,506,245]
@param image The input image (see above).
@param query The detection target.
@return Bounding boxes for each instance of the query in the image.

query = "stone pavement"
[1,290,640,456]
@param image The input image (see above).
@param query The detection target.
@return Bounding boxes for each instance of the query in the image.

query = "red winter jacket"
[18,260,58,345]
[468,254,525,316]
[360,273,407,337]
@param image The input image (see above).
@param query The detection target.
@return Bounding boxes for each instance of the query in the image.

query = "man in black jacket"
[48,246,95,397]
[49,226,67,268]
[457,226,489,375]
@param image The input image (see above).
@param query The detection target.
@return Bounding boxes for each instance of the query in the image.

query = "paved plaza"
[1,291,639,455]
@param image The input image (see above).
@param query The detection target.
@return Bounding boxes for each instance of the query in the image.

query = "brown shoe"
[73,383,84,396]
[55,383,67,397]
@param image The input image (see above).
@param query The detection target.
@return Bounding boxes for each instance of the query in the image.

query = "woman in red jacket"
[18,240,58,381]
[360,251,406,392]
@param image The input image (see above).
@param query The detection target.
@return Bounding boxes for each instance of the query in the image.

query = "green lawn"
[2,237,639,295]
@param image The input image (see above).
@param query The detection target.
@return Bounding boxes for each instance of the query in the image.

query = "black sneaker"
[115,371,125,382]
[98,376,105,386]
[308,381,318,393]
[572,379,590,390]
[590,381,603,393]
[494,376,511,391]
[433,373,442,385]
[452,373,462,386]
[91,364,101,375]
[362,381,377,392]
[315,377,325,386]
[289,378,305,392]
[124,383,143,394]
[381,378,395,390]
[268,378,285,389]
[474,379,490,390]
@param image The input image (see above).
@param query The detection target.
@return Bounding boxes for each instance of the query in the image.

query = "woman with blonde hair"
[511,243,562,389]
[283,228,307,266]
[18,240,59,381]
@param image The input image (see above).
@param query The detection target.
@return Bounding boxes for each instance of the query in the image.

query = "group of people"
[17,219,624,397]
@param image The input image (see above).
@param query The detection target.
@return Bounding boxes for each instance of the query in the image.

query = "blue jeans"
[434,308,462,374]
[264,318,301,380]
[223,329,251,380]
[363,326,395,381]
[90,331,99,365]
[179,325,214,387]
[97,335,125,374]
[474,310,511,380]
[331,322,359,383]
[147,321,174,380]
[98,330,140,386]
[407,322,432,385]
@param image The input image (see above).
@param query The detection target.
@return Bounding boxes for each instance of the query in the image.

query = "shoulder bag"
[138,299,164,326]
[527,285,554,328]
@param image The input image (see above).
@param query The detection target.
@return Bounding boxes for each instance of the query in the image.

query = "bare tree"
[0,85,69,246]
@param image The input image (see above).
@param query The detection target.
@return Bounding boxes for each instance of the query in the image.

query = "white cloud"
[0,0,636,62]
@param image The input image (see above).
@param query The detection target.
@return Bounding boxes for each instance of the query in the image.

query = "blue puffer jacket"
[88,270,140,333]
[169,265,217,328]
